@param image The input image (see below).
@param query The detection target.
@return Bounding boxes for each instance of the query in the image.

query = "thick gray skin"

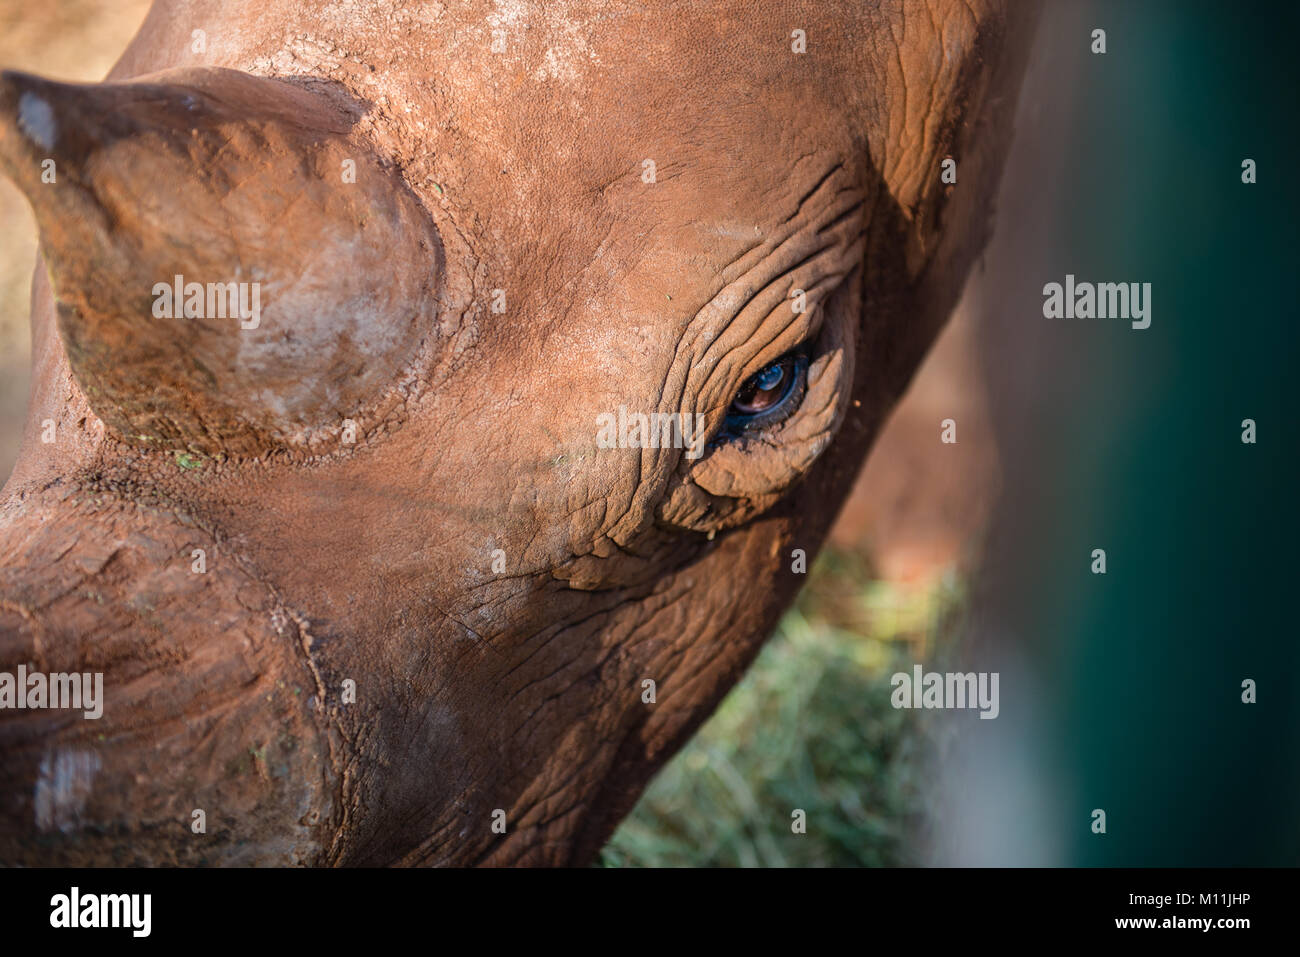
[0,1,1038,865]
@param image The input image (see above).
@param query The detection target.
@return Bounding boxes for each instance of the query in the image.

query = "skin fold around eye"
[656,274,858,535]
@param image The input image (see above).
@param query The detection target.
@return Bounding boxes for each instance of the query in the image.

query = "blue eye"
[725,352,809,431]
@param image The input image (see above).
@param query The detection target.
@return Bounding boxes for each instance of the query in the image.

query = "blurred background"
[1,0,1295,866]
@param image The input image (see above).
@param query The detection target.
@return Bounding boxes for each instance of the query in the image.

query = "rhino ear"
[0,67,442,455]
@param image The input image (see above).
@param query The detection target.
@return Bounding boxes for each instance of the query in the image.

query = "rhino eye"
[725,351,809,431]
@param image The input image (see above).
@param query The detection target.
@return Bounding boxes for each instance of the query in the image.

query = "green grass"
[601,548,964,867]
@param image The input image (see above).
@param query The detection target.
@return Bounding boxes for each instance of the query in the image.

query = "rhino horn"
[0,67,442,456]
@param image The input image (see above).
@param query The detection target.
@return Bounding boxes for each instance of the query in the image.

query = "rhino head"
[0,0,1038,865]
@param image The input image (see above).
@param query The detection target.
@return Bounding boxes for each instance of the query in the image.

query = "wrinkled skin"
[0,1,1037,865]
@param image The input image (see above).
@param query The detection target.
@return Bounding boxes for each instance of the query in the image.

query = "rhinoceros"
[0,0,1039,865]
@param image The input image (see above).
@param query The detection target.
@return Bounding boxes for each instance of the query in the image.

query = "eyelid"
[721,351,810,436]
